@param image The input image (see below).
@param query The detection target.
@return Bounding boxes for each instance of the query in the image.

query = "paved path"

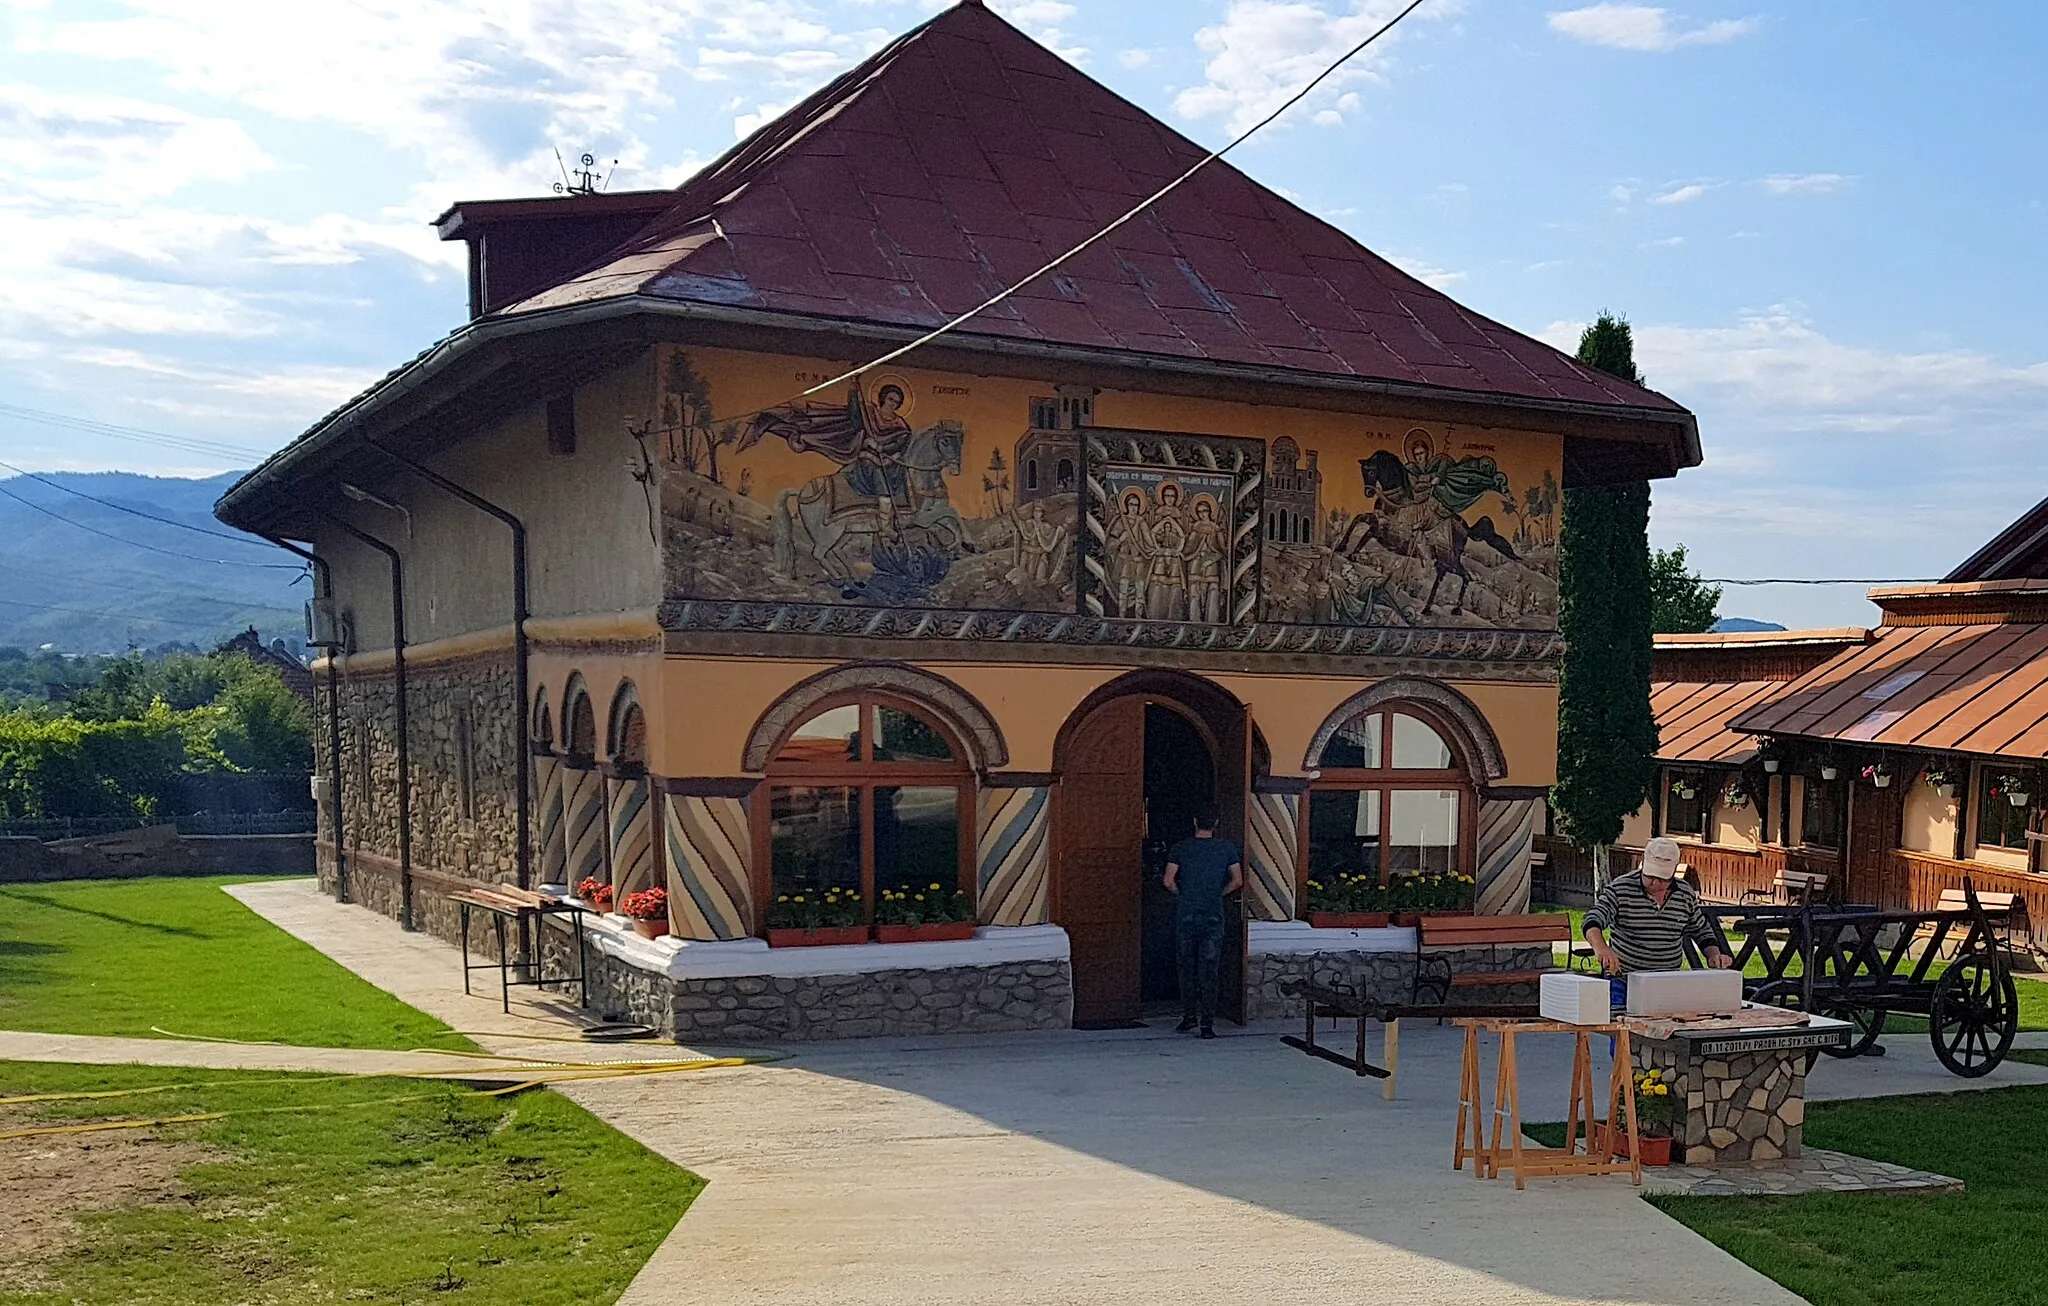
[0,1030,555,1081]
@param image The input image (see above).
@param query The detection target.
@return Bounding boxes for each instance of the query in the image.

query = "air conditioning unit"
[306,597,341,649]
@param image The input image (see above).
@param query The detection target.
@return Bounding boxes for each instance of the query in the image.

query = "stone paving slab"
[1640,1146,1963,1197]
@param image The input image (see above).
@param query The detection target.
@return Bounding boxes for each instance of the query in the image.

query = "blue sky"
[3,0,2043,627]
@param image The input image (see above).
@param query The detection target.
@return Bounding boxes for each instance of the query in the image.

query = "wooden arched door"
[1056,696,1146,1026]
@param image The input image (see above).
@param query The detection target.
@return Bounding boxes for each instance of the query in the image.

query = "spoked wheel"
[1819,1003,1886,1058]
[1929,955,2018,1077]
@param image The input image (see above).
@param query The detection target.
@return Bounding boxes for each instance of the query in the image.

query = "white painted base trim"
[1248,920,1418,955]
[559,913,1072,981]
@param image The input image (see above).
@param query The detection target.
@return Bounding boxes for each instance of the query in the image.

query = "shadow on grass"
[0,887,209,938]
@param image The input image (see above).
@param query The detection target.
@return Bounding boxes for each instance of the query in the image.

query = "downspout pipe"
[319,511,414,931]
[253,533,347,903]
[367,442,532,892]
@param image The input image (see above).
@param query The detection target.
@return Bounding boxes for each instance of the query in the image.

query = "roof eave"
[217,293,1702,530]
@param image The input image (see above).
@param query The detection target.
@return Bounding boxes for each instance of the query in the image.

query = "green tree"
[1650,544,1722,634]
[1553,312,1660,880]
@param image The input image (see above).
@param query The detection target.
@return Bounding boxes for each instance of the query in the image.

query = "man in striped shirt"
[1583,837,1731,1006]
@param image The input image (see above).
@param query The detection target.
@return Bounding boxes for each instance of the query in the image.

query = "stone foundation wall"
[1635,1038,1805,1163]
[540,922,1073,1042]
[1246,945,1552,1021]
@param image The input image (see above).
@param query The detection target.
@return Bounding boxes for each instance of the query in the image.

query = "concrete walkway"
[0,1030,560,1081]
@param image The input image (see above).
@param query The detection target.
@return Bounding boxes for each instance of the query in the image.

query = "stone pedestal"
[1631,1018,1846,1164]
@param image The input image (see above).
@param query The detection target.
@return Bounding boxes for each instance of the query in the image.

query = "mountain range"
[0,471,306,654]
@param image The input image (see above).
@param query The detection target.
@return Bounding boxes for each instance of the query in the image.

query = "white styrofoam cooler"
[1540,972,1613,1025]
[1626,969,1743,1018]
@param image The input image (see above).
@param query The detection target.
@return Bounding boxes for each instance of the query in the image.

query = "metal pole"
[318,512,414,931]
[366,442,531,892]
[256,533,348,903]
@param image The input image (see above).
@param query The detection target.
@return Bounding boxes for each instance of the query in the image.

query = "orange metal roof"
[1652,679,1785,765]
[1728,622,2048,761]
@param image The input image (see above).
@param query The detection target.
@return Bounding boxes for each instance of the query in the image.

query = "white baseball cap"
[1641,837,1681,879]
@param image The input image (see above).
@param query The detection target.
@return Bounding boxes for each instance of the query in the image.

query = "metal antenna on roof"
[797,0,1434,399]
[552,151,614,196]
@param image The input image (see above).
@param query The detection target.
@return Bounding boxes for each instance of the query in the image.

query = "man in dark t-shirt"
[1164,812,1242,1038]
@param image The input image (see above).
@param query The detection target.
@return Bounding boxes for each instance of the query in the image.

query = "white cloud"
[1641,235,1685,247]
[989,0,1086,62]
[1548,4,1756,53]
[1387,254,1466,289]
[1173,0,1453,136]
[1649,181,1715,205]
[1118,48,1154,68]
[1761,172,1850,196]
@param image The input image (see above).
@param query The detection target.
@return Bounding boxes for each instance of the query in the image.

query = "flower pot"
[874,922,977,944]
[1936,783,1955,799]
[1762,759,1780,774]
[2011,792,2031,808]
[631,918,670,940]
[1309,912,1392,929]
[767,926,870,948]
[1873,774,1892,789]
[1625,1134,1674,1166]
[1820,767,1838,781]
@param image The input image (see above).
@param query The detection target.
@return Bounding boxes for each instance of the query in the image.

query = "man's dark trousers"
[1177,914,1223,1025]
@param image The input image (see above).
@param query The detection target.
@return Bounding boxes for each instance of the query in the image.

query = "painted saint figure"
[1106,490,1149,618]
[1016,502,1068,588]
[1183,496,1227,624]
[1144,482,1189,622]
[747,383,916,503]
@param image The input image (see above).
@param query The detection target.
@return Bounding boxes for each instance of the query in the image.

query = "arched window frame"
[607,683,647,772]
[752,691,977,933]
[562,677,597,764]
[1305,701,1476,888]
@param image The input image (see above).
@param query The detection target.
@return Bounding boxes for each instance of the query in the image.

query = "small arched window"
[564,682,597,761]
[1308,707,1471,883]
[1026,459,1039,491]
[1055,457,1075,489]
[758,695,974,933]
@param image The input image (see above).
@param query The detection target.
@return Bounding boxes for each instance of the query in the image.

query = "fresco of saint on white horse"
[1260,428,1558,630]
[657,354,1077,612]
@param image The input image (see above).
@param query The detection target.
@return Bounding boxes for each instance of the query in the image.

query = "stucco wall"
[315,352,662,652]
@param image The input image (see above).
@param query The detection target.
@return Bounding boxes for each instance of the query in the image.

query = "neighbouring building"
[214,0,1701,1039]
[1562,494,2048,933]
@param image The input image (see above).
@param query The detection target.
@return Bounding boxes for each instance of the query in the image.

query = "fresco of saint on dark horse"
[1352,435,1520,615]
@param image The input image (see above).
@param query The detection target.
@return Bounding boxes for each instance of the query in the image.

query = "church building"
[216,0,1700,1037]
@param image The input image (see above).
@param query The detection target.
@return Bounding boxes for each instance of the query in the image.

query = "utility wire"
[0,402,269,462]
[1703,577,1944,586]
[0,458,281,547]
[0,481,304,570]
[795,0,1435,401]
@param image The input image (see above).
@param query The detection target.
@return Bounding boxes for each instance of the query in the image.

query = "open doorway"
[1140,704,1214,1012]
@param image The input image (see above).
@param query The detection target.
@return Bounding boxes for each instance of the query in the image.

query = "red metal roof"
[1729,623,2048,761]
[1653,679,1789,765]
[501,2,1685,416]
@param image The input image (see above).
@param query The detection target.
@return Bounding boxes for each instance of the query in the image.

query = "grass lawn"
[0,1060,700,1306]
[0,877,466,1049]
[1647,1085,2048,1306]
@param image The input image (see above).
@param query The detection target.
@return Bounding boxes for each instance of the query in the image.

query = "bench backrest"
[1419,913,1572,947]
[1935,888,2019,916]
[1777,870,1828,892]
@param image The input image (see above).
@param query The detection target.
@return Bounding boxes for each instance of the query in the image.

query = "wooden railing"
[1533,834,1840,906]
[1891,849,2043,938]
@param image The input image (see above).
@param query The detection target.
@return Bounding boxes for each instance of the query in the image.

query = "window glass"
[768,786,861,897]
[1390,713,1452,769]
[1801,777,1843,849]
[1322,712,1382,769]
[778,704,862,764]
[1387,789,1459,874]
[1977,768,2032,852]
[1664,769,1707,837]
[874,786,960,896]
[873,706,954,762]
[1308,789,1381,877]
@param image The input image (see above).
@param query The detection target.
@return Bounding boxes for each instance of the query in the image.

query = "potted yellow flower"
[1624,1067,1679,1166]
[874,882,976,943]
[765,887,869,947]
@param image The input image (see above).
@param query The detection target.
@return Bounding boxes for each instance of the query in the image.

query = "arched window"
[564,682,597,760]
[1026,459,1039,491]
[1308,706,1471,882]
[608,685,646,769]
[1055,457,1075,490]
[758,695,974,931]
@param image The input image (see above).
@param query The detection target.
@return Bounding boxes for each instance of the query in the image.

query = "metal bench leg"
[460,903,472,997]
[495,914,510,1014]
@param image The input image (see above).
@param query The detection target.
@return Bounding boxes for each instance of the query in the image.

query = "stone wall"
[1634,1037,1805,1163]
[1246,944,1552,1022]
[1,830,312,883]
[539,922,1073,1042]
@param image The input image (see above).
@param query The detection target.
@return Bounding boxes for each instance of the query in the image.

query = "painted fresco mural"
[654,347,1559,632]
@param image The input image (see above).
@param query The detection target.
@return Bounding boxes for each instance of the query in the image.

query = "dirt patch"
[0,1106,219,1285]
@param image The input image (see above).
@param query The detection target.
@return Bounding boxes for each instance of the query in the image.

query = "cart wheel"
[1819,1004,1886,1058]
[1929,957,2018,1078]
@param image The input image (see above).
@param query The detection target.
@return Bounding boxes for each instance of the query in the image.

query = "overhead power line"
[1704,577,1945,587]
[794,0,1435,402]
[0,481,305,570]
[0,459,280,547]
[0,402,270,463]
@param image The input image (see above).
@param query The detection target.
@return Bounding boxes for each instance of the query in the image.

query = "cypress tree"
[1552,313,1659,880]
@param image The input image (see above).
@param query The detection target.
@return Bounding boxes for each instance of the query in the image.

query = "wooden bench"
[1917,888,2023,958]
[1741,869,1828,906]
[1415,914,1572,1004]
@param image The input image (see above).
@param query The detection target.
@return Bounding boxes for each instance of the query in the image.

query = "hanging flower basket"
[1992,773,2033,808]
[1762,758,1781,774]
[1862,764,1892,790]
[1819,766,1839,782]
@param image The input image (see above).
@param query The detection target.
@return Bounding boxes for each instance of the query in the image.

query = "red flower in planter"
[576,877,615,911]
[620,887,669,922]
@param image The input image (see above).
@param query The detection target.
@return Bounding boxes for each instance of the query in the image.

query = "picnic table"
[449,884,591,1013]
